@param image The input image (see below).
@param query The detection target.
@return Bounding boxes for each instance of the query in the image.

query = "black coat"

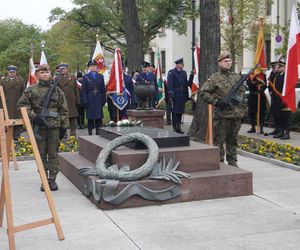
[81,72,106,120]
[247,76,267,113]
[167,68,189,113]
[270,72,287,117]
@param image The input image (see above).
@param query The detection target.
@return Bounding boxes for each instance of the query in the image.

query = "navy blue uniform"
[136,71,158,108]
[124,74,135,108]
[167,68,189,131]
[81,72,106,134]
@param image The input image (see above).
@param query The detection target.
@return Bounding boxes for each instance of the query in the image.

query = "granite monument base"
[127,109,165,129]
[58,131,253,210]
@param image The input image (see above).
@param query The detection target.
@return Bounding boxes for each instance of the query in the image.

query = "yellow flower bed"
[239,136,300,165]
[15,136,79,157]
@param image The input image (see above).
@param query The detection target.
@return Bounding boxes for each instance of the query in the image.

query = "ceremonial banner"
[27,57,38,87]
[191,44,200,101]
[92,39,109,83]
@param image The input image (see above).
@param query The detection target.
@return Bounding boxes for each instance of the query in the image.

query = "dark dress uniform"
[167,59,189,133]
[81,71,106,135]
[270,72,291,139]
[0,72,26,140]
[57,71,81,136]
[268,70,280,134]
[124,74,135,109]
[136,70,158,108]
[246,75,267,133]
[17,65,69,190]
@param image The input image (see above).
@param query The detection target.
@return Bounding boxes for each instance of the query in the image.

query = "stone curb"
[238,149,300,171]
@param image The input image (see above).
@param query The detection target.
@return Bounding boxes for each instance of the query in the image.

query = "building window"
[161,50,166,73]
[150,52,155,66]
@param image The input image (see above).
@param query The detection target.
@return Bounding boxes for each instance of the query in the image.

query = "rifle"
[33,77,60,140]
[216,63,259,112]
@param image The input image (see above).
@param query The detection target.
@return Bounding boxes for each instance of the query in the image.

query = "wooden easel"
[0,107,64,250]
[0,86,18,170]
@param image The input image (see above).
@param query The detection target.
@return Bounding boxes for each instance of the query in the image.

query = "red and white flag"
[76,80,82,89]
[106,48,124,95]
[191,44,200,101]
[283,5,300,112]
[27,57,38,87]
[92,39,109,84]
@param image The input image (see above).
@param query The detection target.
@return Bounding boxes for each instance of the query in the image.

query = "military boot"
[280,130,290,140]
[49,180,58,191]
[96,128,100,135]
[273,129,284,138]
[88,128,92,135]
[228,161,239,168]
[176,124,184,134]
[247,126,255,133]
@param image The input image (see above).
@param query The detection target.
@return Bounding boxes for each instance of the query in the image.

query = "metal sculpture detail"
[79,132,190,205]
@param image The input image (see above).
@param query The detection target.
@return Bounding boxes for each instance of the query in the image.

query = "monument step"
[59,152,252,210]
[79,136,220,172]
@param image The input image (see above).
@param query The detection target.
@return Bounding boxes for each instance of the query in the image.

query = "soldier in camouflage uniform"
[17,64,69,191]
[200,52,247,167]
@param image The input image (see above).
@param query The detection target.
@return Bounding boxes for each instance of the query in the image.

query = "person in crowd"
[81,60,106,135]
[0,65,26,140]
[200,52,247,167]
[17,64,69,191]
[270,60,291,140]
[136,61,158,108]
[56,63,80,137]
[76,71,85,129]
[268,61,280,135]
[167,58,189,134]
[246,74,267,134]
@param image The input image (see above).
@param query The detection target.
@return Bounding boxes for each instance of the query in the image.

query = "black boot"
[176,124,184,134]
[280,130,290,140]
[247,126,255,133]
[273,129,284,138]
[260,126,264,134]
[49,181,58,191]
[96,128,100,135]
[88,128,92,135]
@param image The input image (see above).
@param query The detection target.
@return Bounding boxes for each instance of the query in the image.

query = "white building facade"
[146,0,299,77]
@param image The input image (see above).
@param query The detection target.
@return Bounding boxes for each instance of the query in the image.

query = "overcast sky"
[0,0,75,30]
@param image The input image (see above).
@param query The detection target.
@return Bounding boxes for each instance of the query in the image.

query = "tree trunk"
[188,0,220,142]
[121,0,144,74]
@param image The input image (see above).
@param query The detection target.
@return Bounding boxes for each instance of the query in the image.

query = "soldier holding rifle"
[200,52,248,167]
[18,64,69,191]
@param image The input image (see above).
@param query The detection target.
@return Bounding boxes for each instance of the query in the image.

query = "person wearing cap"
[56,63,81,137]
[268,61,280,135]
[17,64,69,191]
[200,51,247,167]
[136,61,158,108]
[167,58,189,134]
[0,65,26,140]
[270,60,291,140]
[81,60,106,135]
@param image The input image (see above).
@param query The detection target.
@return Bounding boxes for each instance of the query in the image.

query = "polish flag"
[27,57,38,87]
[191,44,200,101]
[106,48,123,95]
[282,5,300,112]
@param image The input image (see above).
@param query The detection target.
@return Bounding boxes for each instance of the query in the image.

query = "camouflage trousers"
[37,128,60,181]
[213,118,241,164]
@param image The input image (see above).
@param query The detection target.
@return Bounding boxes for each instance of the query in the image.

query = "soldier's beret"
[141,61,150,68]
[59,63,69,68]
[174,58,184,64]
[7,65,17,71]
[36,64,51,72]
[218,51,231,62]
[87,59,97,67]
